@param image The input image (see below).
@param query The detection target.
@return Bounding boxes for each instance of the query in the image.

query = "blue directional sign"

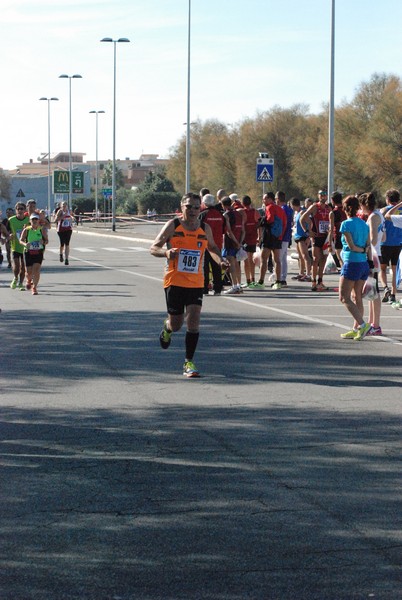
[256,158,274,183]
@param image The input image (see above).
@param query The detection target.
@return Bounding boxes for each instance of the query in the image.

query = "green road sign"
[53,171,69,193]
[53,171,84,194]
[72,171,84,194]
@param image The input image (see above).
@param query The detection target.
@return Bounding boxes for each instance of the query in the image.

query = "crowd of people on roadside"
[198,187,401,299]
[150,186,402,376]
[0,198,75,296]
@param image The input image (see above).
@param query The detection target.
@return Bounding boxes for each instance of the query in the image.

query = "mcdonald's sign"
[53,171,84,194]
[53,171,70,194]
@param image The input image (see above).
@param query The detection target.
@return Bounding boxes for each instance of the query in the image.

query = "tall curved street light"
[58,74,82,208]
[100,37,130,231]
[39,97,59,215]
[185,0,191,193]
[327,0,335,196]
[89,110,105,221]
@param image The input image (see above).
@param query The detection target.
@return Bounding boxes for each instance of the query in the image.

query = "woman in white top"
[56,202,74,265]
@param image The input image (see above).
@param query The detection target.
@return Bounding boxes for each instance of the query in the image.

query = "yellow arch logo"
[57,172,69,183]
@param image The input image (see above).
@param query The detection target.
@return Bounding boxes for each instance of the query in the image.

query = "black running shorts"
[164,285,204,315]
[380,245,401,266]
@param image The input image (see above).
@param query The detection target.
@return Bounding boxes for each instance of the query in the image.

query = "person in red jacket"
[199,194,225,295]
[254,192,287,290]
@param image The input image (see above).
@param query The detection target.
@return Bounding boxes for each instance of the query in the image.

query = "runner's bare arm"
[368,213,380,247]
[343,231,369,254]
[299,204,316,235]
[204,223,228,267]
[224,214,241,248]
[329,211,335,240]
[384,200,402,219]
[150,220,178,258]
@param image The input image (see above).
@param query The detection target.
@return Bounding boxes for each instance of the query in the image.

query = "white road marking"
[52,246,149,254]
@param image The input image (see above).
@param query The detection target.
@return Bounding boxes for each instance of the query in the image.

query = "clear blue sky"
[1,0,401,170]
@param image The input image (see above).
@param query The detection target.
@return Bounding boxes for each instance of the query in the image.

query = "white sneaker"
[223,286,241,295]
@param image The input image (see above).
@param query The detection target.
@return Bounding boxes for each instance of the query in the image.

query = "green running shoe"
[10,278,17,289]
[159,320,172,349]
[183,361,200,378]
[354,323,372,341]
[340,330,357,339]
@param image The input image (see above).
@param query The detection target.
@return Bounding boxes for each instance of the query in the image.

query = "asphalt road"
[1,224,401,600]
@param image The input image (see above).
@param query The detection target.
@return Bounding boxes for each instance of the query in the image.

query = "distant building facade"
[1,152,168,213]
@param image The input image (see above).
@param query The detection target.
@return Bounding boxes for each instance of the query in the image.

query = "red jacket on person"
[265,203,287,241]
[244,206,260,245]
[200,207,225,248]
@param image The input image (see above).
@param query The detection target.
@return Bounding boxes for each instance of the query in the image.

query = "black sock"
[185,331,199,361]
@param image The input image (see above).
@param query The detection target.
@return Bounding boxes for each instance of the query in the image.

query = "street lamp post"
[58,74,82,209]
[185,0,191,193]
[327,0,335,196]
[100,37,130,232]
[39,97,59,215]
[89,110,105,222]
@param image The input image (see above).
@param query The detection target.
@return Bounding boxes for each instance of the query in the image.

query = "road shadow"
[0,401,401,600]
[1,309,401,391]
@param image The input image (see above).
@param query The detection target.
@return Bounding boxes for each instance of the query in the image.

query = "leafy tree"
[335,73,402,196]
[101,161,125,189]
[167,119,237,195]
[118,188,138,215]
[167,73,402,202]
[0,169,11,200]
[132,167,180,215]
[72,197,95,213]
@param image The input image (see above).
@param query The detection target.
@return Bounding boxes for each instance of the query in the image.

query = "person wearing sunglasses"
[19,213,48,295]
[150,193,228,378]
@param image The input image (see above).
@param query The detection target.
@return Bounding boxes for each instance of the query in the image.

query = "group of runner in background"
[0,199,74,295]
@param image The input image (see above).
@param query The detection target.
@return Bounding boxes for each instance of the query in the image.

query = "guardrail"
[69,212,177,227]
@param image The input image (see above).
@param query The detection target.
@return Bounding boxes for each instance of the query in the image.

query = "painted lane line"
[73,247,96,253]
[222,296,402,345]
[70,255,161,283]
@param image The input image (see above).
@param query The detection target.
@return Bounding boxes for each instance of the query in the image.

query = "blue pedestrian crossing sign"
[256,158,274,182]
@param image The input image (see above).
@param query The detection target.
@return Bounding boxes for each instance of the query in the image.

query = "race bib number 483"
[178,249,201,273]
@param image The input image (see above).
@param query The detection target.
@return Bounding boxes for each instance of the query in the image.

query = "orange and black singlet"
[164,218,208,289]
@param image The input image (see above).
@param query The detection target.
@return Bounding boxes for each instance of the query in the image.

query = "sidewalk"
[72,219,161,243]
